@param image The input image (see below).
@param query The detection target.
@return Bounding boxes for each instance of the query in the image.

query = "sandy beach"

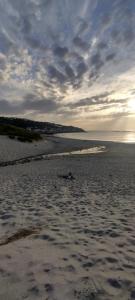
[0,135,135,300]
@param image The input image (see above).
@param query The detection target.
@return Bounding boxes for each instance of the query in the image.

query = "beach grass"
[0,124,42,143]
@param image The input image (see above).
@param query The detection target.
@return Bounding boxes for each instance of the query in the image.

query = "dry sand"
[0,135,135,299]
[0,135,53,162]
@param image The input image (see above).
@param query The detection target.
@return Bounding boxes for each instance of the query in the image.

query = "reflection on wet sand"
[43,146,106,158]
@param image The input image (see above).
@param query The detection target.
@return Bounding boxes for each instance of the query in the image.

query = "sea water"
[57,130,135,143]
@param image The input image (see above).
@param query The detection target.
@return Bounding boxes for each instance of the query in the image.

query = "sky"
[0,0,135,131]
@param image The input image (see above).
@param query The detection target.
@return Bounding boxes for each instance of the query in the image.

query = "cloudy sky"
[0,0,135,130]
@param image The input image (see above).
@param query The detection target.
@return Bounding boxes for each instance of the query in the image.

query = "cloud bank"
[0,0,135,129]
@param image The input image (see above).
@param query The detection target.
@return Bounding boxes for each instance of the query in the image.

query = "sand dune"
[0,135,53,162]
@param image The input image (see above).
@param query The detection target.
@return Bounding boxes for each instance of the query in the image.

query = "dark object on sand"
[0,228,40,246]
[59,172,75,180]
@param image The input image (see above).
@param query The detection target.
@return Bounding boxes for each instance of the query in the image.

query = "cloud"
[77,61,87,78]
[67,93,127,109]
[76,19,88,36]
[65,64,75,79]
[88,110,135,120]
[123,28,134,44]
[73,36,89,51]
[48,65,67,84]
[21,16,31,35]
[26,36,42,49]
[0,0,135,130]
[22,95,60,113]
[53,46,68,58]
[0,53,6,70]
[91,53,104,70]
[0,32,13,54]
[101,14,112,27]
[105,53,116,62]
[0,99,20,114]
[0,95,60,115]
[96,41,107,50]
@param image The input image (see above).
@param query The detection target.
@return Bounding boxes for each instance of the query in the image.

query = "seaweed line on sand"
[0,227,40,246]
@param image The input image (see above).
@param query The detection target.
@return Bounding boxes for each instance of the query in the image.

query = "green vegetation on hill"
[0,117,84,134]
[0,124,42,143]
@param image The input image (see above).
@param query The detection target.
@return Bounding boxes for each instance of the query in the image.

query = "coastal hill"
[0,117,84,142]
[0,117,84,134]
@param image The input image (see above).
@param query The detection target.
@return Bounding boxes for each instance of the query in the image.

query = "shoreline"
[0,135,108,167]
[56,130,135,144]
[0,135,135,167]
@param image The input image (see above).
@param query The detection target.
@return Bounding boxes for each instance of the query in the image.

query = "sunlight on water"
[124,131,135,143]
[57,131,135,143]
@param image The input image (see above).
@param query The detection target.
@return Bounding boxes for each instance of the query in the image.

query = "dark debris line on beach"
[0,228,40,246]
[0,147,107,168]
[0,154,45,168]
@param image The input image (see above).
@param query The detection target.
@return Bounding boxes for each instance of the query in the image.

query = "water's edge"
[57,131,135,144]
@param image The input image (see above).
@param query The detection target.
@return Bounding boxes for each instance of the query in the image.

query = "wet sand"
[0,136,135,299]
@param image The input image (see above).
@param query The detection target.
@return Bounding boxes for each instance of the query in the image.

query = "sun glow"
[128,99,135,112]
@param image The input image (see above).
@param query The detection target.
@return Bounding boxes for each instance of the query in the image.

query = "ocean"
[58,130,135,143]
